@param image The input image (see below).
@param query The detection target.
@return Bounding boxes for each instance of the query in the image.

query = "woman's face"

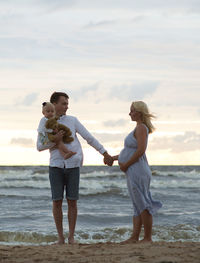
[129,105,140,121]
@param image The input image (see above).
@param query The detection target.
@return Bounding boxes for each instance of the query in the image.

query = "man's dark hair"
[50,92,69,103]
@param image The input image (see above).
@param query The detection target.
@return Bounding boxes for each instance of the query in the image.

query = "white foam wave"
[1,224,200,245]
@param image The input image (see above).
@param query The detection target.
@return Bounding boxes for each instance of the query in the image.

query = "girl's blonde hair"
[42,102,55,114]
[131,101,155,133]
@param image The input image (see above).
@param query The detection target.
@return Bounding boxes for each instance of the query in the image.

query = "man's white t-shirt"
[37,115,106,168]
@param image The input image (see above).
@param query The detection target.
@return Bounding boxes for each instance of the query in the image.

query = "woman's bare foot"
[139,238,152,243]
[64,151,76,160]
[120,237,138,244]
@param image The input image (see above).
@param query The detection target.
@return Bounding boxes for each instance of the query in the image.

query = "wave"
[152,169,200,178]
[79,187,127,197]
[0,183,50,189]
[151,178,200,189]
[0,165,199,192]
[0,231,57,245]
[1,224,200,245]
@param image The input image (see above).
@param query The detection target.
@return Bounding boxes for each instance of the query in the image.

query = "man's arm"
[36,130,65,152]
[75,117,113,163]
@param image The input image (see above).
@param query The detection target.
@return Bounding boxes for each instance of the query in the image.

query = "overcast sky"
[1,0,200,165]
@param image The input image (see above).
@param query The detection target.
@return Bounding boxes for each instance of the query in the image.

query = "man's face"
[53,96,69,116]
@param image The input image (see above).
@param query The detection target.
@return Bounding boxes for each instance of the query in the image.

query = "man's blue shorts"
[49,167,80,201]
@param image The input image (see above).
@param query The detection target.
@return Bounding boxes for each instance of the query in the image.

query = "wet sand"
[1,241,200,263]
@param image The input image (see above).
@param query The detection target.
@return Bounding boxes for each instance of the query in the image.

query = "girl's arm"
[119,124,147,172]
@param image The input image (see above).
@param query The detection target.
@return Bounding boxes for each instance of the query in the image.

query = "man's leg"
[53,200,65,244]
[64,167,80,244]
[49,167,65,244]
[67,199,77,244]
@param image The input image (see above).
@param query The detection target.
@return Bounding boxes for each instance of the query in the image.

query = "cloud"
[68,0,200,14]
[91,132,126,143]
[34,0,77,13]
[10,137,35,148]
[0,0,77,13]
[1,0,200,16]
[83,20,116,29]
[2,0,200,18]
[131,15,145,23]
[103,119,127,127]
[69,81,159,103]
[15,92,38,106]
[88,131,200,153]
[109,82,159,101]
[150,131,200,153]
[69,82,102,102]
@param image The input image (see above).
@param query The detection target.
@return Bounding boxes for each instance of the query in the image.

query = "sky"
[0,0,200,165]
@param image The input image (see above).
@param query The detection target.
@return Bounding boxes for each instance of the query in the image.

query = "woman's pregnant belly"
[118,147,135,163]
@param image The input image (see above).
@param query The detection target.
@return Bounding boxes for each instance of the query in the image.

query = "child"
[37,102,76,159]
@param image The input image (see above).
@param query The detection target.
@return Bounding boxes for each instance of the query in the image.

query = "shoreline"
[1,241,200,263]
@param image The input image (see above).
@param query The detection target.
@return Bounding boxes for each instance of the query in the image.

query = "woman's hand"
[119,162,129,172]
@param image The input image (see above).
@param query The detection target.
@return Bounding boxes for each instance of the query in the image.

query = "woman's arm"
[112,155,119,161]
[119,124,147,172]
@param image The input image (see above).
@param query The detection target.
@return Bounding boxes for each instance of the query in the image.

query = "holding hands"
[103,153,114,166]
[103,152,129,173]
[103,152,113,166]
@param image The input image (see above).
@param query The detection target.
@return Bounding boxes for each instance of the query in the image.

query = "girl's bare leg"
[57,142,76,159]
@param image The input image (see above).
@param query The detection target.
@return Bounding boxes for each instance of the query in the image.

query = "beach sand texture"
[1,242,200,263]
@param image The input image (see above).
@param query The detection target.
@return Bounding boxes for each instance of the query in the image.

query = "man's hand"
[54,130,65,143]
[103,152,113,166]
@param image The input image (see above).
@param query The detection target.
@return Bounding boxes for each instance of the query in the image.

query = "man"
[37,92,113,244]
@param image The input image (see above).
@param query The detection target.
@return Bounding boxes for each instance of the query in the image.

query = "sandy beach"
[1,241,200,263]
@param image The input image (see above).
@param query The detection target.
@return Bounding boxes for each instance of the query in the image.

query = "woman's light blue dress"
[118,125,162,217]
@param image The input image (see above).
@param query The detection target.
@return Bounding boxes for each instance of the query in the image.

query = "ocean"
[0,165,200,245]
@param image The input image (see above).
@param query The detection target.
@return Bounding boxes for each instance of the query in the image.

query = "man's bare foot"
[57,236,65,245]
[68,237,78,245]
[64,151,76,160]
[51,238,65,245]
[120,237,138,244]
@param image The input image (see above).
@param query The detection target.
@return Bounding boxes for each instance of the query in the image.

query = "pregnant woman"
[112,101,162,243]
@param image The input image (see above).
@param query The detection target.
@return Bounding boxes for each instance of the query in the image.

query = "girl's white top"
[37,116,53,146]
[36,115,106,168]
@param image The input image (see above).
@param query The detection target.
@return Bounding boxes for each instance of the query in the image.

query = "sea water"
[0,165,200,245]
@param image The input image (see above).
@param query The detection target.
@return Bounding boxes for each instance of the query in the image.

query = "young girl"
[37,102,76,159]
[112,101,162,243]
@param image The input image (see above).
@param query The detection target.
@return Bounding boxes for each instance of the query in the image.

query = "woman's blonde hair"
[131,101,155,133]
